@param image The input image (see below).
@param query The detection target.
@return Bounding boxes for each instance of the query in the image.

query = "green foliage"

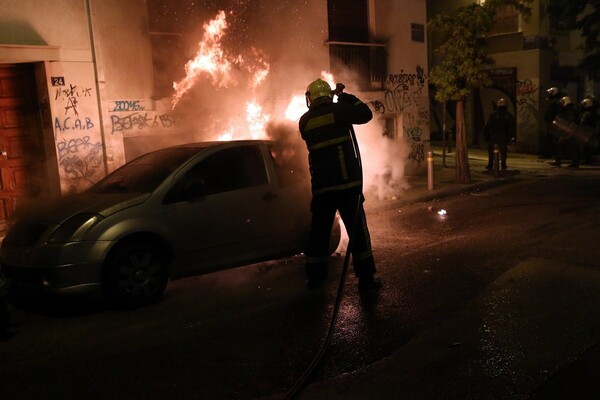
[428,0,533,103]
[548,0,600,76]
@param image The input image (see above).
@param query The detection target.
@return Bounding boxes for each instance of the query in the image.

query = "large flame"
[173,11,342,141]
[172,11,232,108]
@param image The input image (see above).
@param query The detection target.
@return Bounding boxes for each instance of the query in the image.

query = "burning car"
[1,140,340,308]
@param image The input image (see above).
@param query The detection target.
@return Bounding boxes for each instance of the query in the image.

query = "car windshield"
[89,147,204,193]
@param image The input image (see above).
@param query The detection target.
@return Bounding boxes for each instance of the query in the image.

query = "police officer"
[580,97,599,164]
[550,96,581,168]
[542,87,563,158]
[484,98,515,171]
[298,78,381,292]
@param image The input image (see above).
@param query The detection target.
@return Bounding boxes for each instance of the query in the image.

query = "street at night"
[2,164,600,400]
[2,1,600,399]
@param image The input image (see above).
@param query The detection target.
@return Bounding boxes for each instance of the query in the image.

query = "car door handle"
[262,191,277,201]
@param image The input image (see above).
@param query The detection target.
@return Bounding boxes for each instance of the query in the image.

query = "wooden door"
[0,64,45,232]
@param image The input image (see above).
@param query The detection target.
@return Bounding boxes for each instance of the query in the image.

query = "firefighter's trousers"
[305,189,376,282]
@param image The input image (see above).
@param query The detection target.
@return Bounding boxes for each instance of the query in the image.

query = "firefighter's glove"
[337,93,359,105]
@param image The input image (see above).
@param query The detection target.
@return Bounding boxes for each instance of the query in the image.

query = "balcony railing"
[326,42,387,91]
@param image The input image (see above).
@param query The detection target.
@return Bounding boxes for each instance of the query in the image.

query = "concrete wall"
[370,0,429,176]
[0,0,157,193]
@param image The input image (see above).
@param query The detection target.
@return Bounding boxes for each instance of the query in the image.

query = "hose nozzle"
[333,83,345,96]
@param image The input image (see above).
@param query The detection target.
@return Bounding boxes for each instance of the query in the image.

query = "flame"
[320,70,336,88]
[218,125,234,141]
[246,100,270,139]
[285,95,307,121]
[172,11,346,142]
[246,48,270,89]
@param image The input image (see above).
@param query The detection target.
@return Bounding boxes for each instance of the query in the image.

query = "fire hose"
[284,84,363,399]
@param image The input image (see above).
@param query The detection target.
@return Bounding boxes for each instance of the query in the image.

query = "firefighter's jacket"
[299,94,372,195]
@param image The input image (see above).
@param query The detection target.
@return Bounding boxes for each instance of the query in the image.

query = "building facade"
[428,0,596,154]
[0,0,428,232]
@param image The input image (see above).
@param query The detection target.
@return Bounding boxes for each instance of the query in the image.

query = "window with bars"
[326,0,386,90]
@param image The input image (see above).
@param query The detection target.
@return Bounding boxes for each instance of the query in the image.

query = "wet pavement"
[292,145,600,400]
[3,144,600,400]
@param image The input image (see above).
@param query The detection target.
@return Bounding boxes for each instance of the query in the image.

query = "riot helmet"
[560,96,573,107]
[546,87,559,96]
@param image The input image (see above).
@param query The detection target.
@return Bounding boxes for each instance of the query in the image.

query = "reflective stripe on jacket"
[299,98,372,195]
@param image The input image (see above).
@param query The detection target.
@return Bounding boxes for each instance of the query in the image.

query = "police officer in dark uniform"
[542,87,563,158]
[580,97,599,164]
[550,96,581,168]
[298,78,381,292]
[484,98,515,171]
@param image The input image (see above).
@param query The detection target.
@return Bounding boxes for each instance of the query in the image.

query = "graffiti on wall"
[108,100,177,135]
[54,83,96,134]
[56,136,103,183]
[368,100,386,114]
[384,66,429,166]
[111,100,145,112]
[516,78,539,152]
[110,112,176,134]
[52,79,103,189]
[55,83,93,116]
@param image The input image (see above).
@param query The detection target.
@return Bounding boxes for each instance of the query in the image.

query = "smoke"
[355,120,410,200]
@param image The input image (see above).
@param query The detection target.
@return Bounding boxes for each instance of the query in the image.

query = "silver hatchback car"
[1,140,340,307]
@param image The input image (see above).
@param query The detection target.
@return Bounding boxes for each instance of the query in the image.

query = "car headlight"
[48,213,104,243]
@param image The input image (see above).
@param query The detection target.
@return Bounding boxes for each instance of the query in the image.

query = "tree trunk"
[455,99,471,184]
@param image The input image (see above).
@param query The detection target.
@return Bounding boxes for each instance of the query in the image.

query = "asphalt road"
[1,173,600,400]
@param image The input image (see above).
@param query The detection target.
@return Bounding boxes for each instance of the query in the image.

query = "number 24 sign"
[51,77,65,86]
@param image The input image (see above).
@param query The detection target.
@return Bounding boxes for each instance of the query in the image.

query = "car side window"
[166,145,268,202]
[268,143,308,187]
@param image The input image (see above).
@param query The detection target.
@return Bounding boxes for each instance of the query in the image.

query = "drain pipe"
[85,0,109,176]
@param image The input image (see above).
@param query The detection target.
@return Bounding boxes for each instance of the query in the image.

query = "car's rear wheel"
[102,240,169,308]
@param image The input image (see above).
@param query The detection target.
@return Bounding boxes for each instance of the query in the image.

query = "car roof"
[169,139,273,150]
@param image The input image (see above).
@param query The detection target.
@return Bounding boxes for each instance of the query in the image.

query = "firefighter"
[580,97,599,165]
[483,98,515,171]
[542,86,564,158]
[298,78,381,292]
[550,96,581,168]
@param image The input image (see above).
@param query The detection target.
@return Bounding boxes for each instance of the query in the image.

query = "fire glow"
[172,11,232,108]
[172,11,343,141]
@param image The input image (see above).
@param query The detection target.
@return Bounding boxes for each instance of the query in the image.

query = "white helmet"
[581,98,594,109]
[560,96,572,107]
[547,87,559,96]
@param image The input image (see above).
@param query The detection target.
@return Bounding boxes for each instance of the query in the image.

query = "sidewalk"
[365,143,598,213]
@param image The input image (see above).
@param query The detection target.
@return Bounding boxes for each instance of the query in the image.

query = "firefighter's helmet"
[305,79,333,107]
[547,87,559,96]
[560,96,573,107]
[581,97,594,109]
[497,98,507,107]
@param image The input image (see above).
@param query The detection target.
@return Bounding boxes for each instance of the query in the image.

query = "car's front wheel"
[102,240,169,308]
